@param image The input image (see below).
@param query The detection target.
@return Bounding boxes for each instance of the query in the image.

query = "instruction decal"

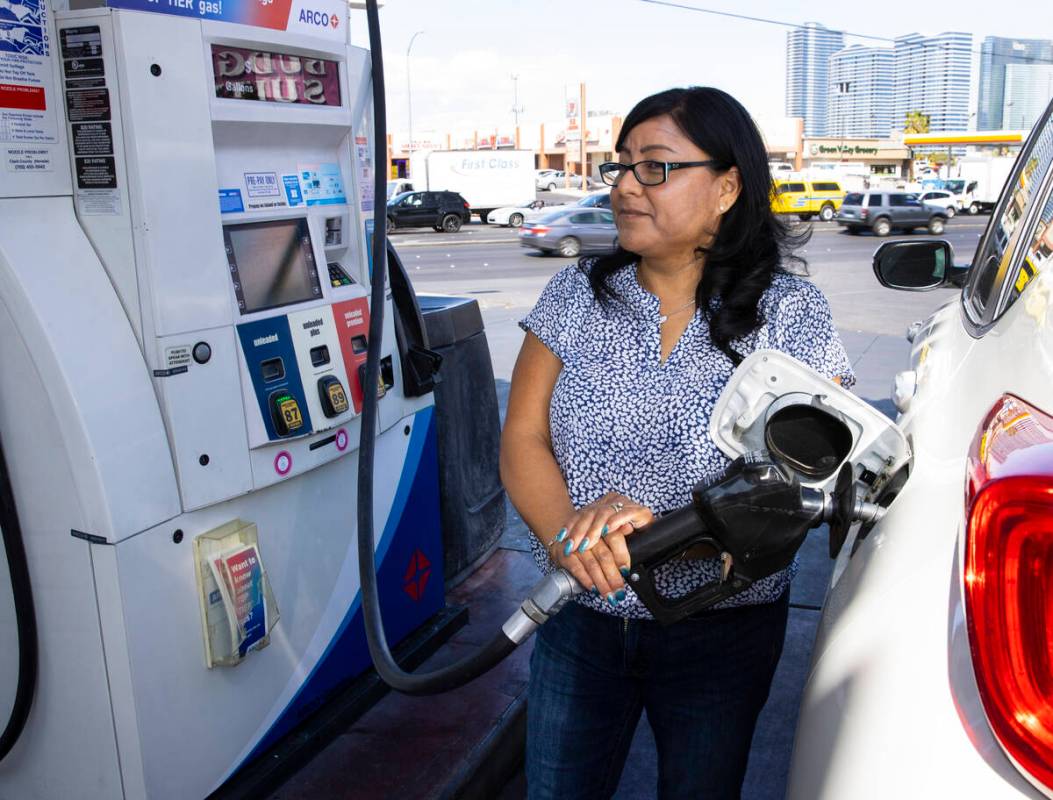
[219,188,244,213]
[282,174,302,206]
[5,145,48,170]
[243,170,287,209]
[0,0,57,144]
[299,161,345,206]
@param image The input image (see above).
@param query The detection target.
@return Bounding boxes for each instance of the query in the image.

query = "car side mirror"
[873,240,966,291]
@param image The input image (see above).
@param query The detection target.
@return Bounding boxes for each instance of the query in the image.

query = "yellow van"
[772,179,845,221]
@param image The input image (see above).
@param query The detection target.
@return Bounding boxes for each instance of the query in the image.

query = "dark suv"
[835,191,947,236]
[386,190,471,233]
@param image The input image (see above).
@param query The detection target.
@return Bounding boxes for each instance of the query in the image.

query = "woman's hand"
[542,493,654,607]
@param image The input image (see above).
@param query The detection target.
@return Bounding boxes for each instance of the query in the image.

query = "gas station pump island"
[0,0,450,796]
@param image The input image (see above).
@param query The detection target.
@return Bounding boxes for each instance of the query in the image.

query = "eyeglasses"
[598,159,722,187]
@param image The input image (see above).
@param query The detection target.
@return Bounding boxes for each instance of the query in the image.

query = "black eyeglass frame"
[598,159,723,187]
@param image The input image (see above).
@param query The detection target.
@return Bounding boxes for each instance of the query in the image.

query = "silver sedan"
[518,208,618,257]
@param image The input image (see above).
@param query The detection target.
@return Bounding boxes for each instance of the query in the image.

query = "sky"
[346,0,1053,139]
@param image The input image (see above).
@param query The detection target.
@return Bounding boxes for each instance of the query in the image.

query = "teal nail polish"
[578,537,589,553]
[607,593,617,606]
[564,540,575,557]
[615,589,626,602]
[555,528,567,542]
[601,524,609,537]
[590,585,599,596]
[619,566,630,579]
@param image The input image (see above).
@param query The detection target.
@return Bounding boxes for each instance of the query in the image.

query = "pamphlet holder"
[193,519,280,668]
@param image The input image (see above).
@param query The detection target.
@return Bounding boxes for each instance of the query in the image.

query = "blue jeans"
[526,591,790,800]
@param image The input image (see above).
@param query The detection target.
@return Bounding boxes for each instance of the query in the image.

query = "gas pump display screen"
[212,46,341,106]
[224,219,323,314]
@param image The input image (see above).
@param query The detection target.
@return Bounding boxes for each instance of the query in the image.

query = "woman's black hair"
[585,86,809,363]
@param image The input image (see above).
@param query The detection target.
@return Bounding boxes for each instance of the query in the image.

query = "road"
[394,214,989,379]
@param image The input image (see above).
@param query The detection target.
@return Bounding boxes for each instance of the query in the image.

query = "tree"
[904,111,931,134]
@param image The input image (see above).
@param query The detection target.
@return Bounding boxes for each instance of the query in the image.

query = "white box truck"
[401,150,536,223]
[950,155,1018,214]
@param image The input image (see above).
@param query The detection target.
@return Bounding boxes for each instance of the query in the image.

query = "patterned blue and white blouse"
[519,257,856,619]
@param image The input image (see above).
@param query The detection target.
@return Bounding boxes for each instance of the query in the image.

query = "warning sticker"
[71,121,111,156]
[65,76,104,90]
[66,87,109,122]
[77,188,120,215]
[59,26,101,60]
[75,155,115,189]
[0,0,57,144]
[62,56,103,80]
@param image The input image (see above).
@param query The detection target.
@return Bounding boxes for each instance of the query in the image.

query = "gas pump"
[0,0,449,796]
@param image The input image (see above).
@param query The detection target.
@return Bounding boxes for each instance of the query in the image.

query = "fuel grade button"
[318,375,349,418]
[269,390,304,436]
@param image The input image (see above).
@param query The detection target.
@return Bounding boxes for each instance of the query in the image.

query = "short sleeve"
[769,279,856,388]
[519,262,593,363]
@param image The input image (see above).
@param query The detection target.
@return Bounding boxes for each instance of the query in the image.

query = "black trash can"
[418,295,506,586]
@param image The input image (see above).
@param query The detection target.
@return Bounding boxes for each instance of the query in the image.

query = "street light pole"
[406,30,425,162]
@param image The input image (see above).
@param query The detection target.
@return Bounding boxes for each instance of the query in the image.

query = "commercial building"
[786,22,845,137]
[978,36,1053,130]
[1002,64,1053,131]
[892,32,972,133]
[828,45,894,139]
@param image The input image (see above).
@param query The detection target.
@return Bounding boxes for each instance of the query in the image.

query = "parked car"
[918,188,958,217]
[576,190,611,209]
[486,199,549,227]
[771,179,844,221]
[518,208,617,257]
[835,191,948,236]
[386,190,471,233]
[787,100,1053,800]
[535,169,559,190]
[537,170,594,191]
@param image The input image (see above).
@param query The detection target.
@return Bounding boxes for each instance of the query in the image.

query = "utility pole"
[406,30,425,162]
[579,82,587,189]
[511,74,524,127]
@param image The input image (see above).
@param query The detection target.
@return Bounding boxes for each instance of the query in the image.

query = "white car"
[486,199,550,227]
[787,100,1053,799]
[918,188,958,218]
[535,169,559,190]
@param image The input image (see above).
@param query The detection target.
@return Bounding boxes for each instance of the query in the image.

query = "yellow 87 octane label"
[280,398,304,430]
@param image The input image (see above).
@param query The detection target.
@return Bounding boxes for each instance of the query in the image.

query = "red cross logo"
[403,549,431,601]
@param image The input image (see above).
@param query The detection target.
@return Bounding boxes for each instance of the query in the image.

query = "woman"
[500,87,855,800]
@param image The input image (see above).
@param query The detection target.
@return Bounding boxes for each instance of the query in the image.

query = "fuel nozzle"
[625,451,885,625]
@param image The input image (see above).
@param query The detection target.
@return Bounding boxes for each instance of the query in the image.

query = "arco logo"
[298,8,338,28]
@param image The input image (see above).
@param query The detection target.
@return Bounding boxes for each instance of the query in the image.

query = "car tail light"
[527,226,549,235]
[965,394,1053,793]
[463,201,470,209]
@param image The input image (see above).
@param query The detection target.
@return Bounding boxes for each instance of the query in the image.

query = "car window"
[569,212,599,224]
[811,182,841,192]
[843,193,864,205]
[598,210,614,224]
[867,194,883,207]
[538,210,570,224]
[965,103,1053,324]
[888,194,909,206]
[405,193,423,207]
